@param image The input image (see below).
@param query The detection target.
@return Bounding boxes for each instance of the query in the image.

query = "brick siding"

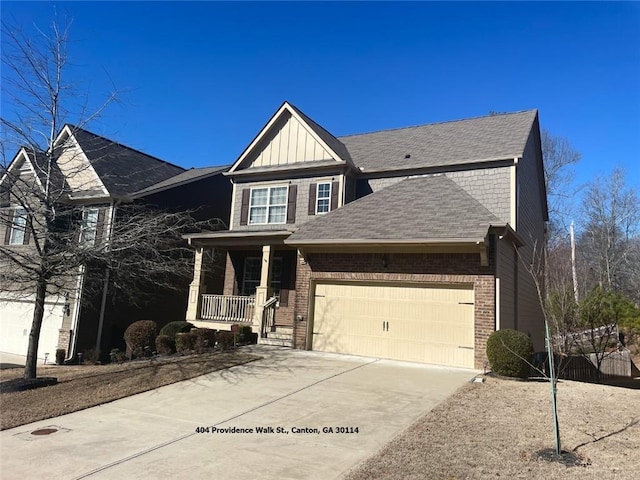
[293,251,496,369]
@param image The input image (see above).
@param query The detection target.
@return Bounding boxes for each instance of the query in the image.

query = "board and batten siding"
[243,111,334,169]
[231,176,342,231]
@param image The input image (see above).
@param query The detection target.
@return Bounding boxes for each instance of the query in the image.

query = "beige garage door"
[312,282,474,368]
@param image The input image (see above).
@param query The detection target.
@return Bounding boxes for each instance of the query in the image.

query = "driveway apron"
[0,346,474,479]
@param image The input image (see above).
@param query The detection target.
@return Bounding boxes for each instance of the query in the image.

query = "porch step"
[259,326,294,348]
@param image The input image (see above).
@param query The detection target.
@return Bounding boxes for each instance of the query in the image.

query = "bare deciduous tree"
[579,167,640,303]
[1,18,218,380]
[541,129,581,235]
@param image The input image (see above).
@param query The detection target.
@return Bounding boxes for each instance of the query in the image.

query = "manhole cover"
[31,428,58,436]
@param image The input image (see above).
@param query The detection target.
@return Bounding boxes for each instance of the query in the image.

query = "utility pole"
[570,221,579,303]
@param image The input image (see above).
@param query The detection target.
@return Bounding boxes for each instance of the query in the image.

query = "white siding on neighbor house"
[514,127,547,351]
[244,112,336,169]
[231,175,342,231]
[0,294,66,359]
[446,167,511,224]
[55,137,106,194]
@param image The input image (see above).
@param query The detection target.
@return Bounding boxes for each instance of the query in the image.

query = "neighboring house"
[184,102,548,369]
[0,125,231,361]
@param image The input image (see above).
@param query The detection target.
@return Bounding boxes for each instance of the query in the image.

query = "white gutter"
[65,264,86,362]
[95,201,117,353]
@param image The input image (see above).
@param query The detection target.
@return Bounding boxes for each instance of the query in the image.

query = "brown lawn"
[0,350,260,430]
[345,375,640,480]
[1,351,638,480]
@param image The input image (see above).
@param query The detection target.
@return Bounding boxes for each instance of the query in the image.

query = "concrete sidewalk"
[0,346,475,479]
[0,352,48,369]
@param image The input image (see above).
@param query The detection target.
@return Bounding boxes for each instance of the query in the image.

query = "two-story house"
[183,102,548,370]
[0,125,231,361]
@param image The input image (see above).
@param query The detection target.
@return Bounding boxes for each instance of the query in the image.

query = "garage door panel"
[0,299,64,358]
[313,283,474,368]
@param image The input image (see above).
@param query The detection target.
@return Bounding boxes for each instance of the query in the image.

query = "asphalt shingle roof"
[288,103,353,164]
[70,126,185,197]
[337,110,537,172]
[132,165,229,197]
[287,175,503,244]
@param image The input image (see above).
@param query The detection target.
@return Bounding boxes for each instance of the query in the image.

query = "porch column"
[253,244,273,329]
[186,247,206,321]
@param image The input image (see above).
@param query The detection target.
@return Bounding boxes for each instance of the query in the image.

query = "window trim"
[9,207,28,245]
[80,208,100,246]
[248,185,288,225]
[315,182,332,215]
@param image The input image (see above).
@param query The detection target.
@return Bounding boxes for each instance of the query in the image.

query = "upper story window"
[8,207,28,245]
[308,180,338,217]
[80,208,99,246]
[249,186,288,225]
[316,182,331,214]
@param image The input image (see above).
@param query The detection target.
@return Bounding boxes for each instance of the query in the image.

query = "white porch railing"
[261,296,278,338]
[200,294,255,323]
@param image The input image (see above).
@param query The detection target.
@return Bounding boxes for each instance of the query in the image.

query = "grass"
[0,350,260,431]
[1,350,639,479]
[345,375,640,480]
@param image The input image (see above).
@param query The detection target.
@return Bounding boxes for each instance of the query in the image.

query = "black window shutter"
[22,214,30,245]
[308,183,317,215]
[95,208,106,245]
[4,208,14,244]
[240,188,250,226]
[330,181,339,210]
[286,185,297,224]
[279,289,289,307]
[279,254,293,307]
[73,208,83,242]
[0,182,10,207]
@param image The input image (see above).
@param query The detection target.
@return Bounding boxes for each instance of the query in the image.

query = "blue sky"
[2,1,639,196]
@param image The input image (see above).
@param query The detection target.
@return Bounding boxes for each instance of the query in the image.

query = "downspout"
[95,200,117,353]
[65,264,86,362]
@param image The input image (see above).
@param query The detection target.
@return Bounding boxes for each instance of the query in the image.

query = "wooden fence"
[548,350,633,381]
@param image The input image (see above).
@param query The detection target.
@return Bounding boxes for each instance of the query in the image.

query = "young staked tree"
[1,19,218,379]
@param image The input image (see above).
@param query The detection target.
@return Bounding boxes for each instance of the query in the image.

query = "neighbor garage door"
[0,299,64,358]
[312,282,474,368]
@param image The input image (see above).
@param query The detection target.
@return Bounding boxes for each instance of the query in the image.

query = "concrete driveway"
[0,346,475,480]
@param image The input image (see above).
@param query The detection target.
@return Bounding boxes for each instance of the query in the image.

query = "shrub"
[486,329,534,379]
[55,349,66,365]
[216,331,236,351]
[155,335,174,355]
[109,348,126,363]
[159,321,195,341]
[83,348,101,365]
[175,331,196,353]
[124,320,158,359]
[239,325,253,343]
[191,328,217,353]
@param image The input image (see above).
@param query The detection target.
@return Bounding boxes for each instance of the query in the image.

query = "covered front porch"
[183,230,297,345]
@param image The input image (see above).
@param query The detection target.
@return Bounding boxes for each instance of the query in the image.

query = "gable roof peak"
[62,124,185,171]
[228,101,352,173]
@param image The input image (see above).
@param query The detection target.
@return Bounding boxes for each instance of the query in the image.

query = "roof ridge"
[337,109,537,139]
[65,124,186,172]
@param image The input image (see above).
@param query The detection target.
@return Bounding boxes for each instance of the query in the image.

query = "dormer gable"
[228,102,351,174]
[54,125,109,199]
